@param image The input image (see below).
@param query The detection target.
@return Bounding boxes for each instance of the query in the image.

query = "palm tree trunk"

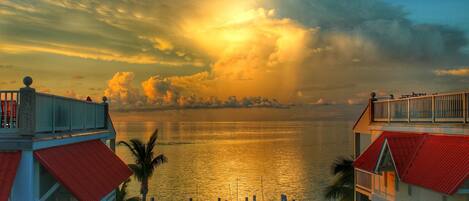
[141,179,148,201]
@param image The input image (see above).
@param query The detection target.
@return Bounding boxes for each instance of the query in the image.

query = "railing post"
[370,92,377,122]
[432,95,436,123]
[18,76,36,136]
[103,96,109,129]
[94,104,97,129]
[9,92,13,127]
[387,101,391,123]
[69,101,72,131]
[83,102,86,129]
[407,99,411,123]
[52,96,55,134]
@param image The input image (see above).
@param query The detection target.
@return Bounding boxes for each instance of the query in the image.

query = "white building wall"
[371,175,469,201]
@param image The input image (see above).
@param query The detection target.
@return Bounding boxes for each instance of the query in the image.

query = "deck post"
[18,76,36,136]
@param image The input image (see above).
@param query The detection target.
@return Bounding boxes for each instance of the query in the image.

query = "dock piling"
[281,194,287,201]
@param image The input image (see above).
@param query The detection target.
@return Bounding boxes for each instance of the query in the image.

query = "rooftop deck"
[372,91,469,124]
[0,77,113,149]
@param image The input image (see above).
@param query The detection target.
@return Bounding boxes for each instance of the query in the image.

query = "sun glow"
[177,3,314,101]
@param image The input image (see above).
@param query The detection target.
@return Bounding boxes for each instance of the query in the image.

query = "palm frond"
[331,156,354,175]
[146,129,159,155]
[118,141,139,160]
[116,179,133,201]
[324,156,354,201]
[130,139,146,162]
[128,164,145,182]
[324,184,354,200]
[151,154,168,168]
[126,197,142,201]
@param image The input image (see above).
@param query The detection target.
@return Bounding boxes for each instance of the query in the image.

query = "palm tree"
[324,156,354,201]
[119,129,168,201]
[116,178,141,201]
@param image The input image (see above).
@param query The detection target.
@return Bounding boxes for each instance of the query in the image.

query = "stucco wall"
[371,174,469,201]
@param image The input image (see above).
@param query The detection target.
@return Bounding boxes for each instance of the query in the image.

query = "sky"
[0,0,469,109]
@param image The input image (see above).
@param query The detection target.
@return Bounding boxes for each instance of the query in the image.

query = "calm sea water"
[114,121,353,201]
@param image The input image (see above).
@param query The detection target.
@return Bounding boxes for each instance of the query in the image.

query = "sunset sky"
[1,0,469,109]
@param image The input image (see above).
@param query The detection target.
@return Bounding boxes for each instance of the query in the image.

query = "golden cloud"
[182,7,315,101]
[104,72,142,106]
[434,67,469,76]
[0,43,206,66]
[141,72,210,104]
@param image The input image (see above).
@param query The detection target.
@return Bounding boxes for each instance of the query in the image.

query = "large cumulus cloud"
[105,71,285,109]
[104,72,143,107]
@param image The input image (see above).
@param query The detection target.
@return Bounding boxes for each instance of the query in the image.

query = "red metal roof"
[34,140,132,201]
[404,134,469,195]
[353,132,402,173]
[385,134,425,178]
[354,131,469,195]
[0,151,21,201]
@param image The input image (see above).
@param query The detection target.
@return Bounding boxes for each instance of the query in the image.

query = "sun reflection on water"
[115,121,352,200]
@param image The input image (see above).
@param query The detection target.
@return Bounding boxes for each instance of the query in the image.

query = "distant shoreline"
[110,104,365,122]
[110,105,291,112]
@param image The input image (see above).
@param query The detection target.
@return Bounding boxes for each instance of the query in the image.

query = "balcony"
[372,92,469,123]
[356,169,372,196]
[0,77,111,146]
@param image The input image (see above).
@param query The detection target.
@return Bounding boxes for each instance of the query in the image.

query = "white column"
[10,151,37,201]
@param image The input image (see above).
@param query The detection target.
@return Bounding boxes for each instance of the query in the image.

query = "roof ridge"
[401,133,428,179]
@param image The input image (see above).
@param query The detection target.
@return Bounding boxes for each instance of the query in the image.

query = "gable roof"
[34,140,132,201]
[354,131,469,195]
[353,132,402,173]
[385,134,425,178]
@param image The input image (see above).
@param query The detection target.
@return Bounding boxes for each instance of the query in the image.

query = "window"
[395,175,399,192]
[384,172,388,187]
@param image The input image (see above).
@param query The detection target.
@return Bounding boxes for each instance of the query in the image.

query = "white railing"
[356,169,372,191]
[35,93,106,133]
[0,77,109,135]
[0,90,19,129]
[373,92,468,123]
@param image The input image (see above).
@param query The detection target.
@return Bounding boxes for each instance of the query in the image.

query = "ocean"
[114,119,354,201]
